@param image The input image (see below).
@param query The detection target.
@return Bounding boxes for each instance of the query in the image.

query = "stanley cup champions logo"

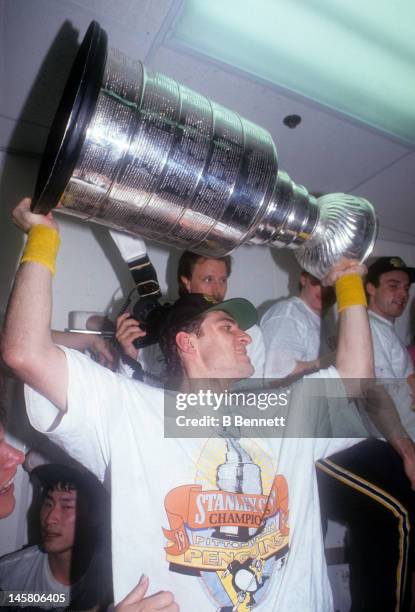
[162,439,289,610]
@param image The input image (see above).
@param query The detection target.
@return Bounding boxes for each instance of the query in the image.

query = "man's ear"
[180,276,192,293]
[366,282,376,299]
[299,272,307,289]
[176,331,196,354]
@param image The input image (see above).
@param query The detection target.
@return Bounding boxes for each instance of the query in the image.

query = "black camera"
[132,296,171,349]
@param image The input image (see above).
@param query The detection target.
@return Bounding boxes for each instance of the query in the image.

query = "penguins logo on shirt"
[162,439,289,610]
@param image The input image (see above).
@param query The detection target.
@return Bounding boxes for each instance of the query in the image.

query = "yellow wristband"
[335,273,367,313]
[20,225,61,276]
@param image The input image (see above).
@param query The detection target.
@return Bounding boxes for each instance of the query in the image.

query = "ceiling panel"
[0,0,175,155]
[351,152,415,244]
[168,0,415,145]
[69,0,175,36]
[151,46,410,194]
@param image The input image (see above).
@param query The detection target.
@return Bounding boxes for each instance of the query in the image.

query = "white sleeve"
[299,367,361,459]
[280,366,341,438]
[309,368,363,457]
[261,314,307,378]
[117,357,135,378]
[24,347,158,481]
[109,229,147,263]
[314,437,360,460]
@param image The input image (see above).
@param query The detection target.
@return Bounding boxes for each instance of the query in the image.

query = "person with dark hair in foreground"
[2,197,415,611]
[0,463,113,611]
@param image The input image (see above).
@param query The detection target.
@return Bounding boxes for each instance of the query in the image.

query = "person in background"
[260,270,333,381]
[116,248,265,382]
[362,257,415,436]
[318,257,415,611]
[0,463,113,611]
[261,261,415,610]
[0,367,177,612]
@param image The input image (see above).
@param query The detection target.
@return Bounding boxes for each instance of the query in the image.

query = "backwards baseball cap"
[161,293,258,334]
[366,257,415,285]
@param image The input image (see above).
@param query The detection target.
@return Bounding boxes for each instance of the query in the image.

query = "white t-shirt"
[360,311,415,439]
[0,545,109,609]
[25,348,355,611]
[261,297,320,378]
[0,546,70,604]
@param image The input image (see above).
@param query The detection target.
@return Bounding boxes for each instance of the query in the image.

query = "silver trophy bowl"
[33,22,377,278]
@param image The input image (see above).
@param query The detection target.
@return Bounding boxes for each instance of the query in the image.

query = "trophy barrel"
[33,21,377,276]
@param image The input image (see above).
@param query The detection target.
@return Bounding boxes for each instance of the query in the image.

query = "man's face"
[300,273,324,316]
[190,311,253,379]
[0,425,25,519]
[367,270,411,322]
[181,259,228,301]
[40,487,78,555]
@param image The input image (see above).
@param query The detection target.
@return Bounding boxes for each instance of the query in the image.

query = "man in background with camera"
[112,235,265,383]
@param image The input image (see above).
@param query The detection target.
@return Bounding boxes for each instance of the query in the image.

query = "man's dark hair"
[366,276,380,289]
[298,269,320,292]
[159,313,207,388]
[34,464,113,608]
[177,251,232,297]
[40,476,97,537]
[42,477,77,497]
[34,464,108,534]
[366,257,415,290]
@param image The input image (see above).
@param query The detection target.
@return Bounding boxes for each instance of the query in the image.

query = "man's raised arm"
[323,259,415,487]
[1,198,68,410]
[324,259,374,384]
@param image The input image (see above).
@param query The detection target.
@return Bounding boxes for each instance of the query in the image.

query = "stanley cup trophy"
[33,22,377,277]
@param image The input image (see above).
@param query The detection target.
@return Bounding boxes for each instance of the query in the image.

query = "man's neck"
[47,550,72,585]
[368,305,395,324]
[180,377,230,394]
[299,295,321,318]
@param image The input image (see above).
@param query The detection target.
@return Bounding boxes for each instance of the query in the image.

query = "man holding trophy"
[3,18,415,612]
[3,194,415,611]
